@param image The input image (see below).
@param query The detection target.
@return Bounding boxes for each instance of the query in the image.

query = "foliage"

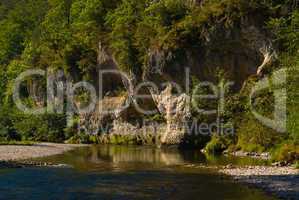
[144,113,165,123]
[236,115,283,152]
[205,134,234,155]
[0,0,297,156]
[268,7,299,147]
[0,140,35,145]
[267,10,299,54]
[97,133,158,145]
[180,134,211,149]
[0,105,19,141]
[12,112,67,142]
[66,133,93,144]
[271,141,299,163]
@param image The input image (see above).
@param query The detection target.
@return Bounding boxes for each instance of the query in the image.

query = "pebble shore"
[220,166,299,200]
[0,143,87,166]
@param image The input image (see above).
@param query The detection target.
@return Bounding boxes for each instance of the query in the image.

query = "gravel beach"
[0,143,86,161]
[220,166,299,200]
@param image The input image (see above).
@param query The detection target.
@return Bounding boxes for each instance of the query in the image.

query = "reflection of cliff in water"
[89,145,186,166]
[34,145,270,172]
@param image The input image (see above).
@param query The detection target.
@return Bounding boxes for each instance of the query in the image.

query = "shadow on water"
[33,145,270,171]
[0,145,278,200]
[235,174,299,200]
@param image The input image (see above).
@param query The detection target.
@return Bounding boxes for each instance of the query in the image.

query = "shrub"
[239,144,265,153]
[110,134,141,145]
[66,133,91,144]
[13,113,67,142]
[0,124,9,141]
[180,134,210,149]
[64,117,80,140]
[89,135,99,144]
[271,141,299,163]
[0,140,35,145]
[237,116,283,152]
[205,135,230,155]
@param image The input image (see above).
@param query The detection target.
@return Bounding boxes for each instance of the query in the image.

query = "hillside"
[0,0,298,163]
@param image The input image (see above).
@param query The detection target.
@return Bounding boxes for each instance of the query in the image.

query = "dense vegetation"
[0,0,298,162]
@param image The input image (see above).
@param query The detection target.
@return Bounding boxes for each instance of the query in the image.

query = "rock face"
[78,16,277,145]
[239,23,278,76]
[79,96,128,135]
[151,84,191,144]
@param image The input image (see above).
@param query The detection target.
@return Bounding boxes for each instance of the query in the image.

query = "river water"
[0,145,277,200]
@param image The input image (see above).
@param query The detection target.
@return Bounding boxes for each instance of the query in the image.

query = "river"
[0,145,277,200]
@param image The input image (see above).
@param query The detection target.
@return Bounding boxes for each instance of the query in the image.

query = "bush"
[271,141,299,163]
[109,134,140,145]
[0,124,9,141]
[96,133,158,145]
[287,57,299,144]
[239,143,266,153]
[237,116,283,152]
[13,113,67,142]
[0,140,35,145]
[0,106,21,141]
[180,134,210,149]
[64,117,80,140]
[205,135,231,155]
[65,132,96,144]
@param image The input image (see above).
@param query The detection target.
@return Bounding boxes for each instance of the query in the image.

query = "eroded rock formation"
[78,16,278,145]
[151,84,191,144]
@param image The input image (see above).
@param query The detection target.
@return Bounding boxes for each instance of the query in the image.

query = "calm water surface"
[0,145,276,200]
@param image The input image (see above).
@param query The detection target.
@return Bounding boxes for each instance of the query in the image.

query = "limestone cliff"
[78,14,277,145]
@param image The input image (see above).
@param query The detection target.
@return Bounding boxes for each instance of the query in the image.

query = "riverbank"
[0,143,298,199]
[0,143,87,162]
[220,166,299,200]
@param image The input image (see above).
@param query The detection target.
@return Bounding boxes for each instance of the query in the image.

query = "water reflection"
[36,145,269,172]
[92,146,184,165]
[0,145,276,200]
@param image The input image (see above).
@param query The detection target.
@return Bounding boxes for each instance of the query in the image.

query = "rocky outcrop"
[240,23,278,76]
[79,88,190,145]
[151,84,191,144]
[104,120,166,145]
[78,14,278,145]
[97,42,130,94]
[79,96,128,135]
[257,45,278,76]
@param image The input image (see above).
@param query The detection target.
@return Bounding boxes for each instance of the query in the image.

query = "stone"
[151,84,191,144]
